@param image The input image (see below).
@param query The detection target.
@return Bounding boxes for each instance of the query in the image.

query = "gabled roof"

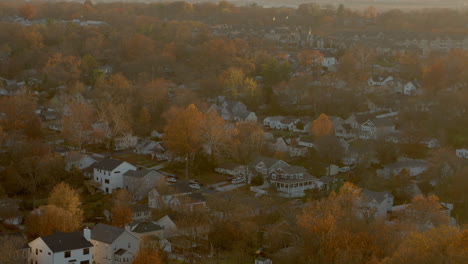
[131,204,150,213]
[361,189,392,204]
[91,223,125,244]
[124,169,157,178]
[93,158,127,171]
[131,221,163,233]
[40,231,93,253]
[250,156,281,168]
[157,183,192,196]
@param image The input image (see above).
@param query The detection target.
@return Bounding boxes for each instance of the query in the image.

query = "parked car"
[232,177,245,184]
[166,177,177,183]
[189,183,200,190]
[189,180,199,185]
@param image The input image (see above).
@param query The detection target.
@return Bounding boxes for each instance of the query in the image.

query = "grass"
[193,172,228,185]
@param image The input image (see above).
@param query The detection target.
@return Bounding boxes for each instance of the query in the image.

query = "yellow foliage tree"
[311,113,332,137]
[48,182,83,222]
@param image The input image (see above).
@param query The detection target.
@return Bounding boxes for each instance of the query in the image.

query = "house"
[377,158,428,178]
[403,81,421,95]
[263,116,286,129]
[114,134,138,151]
[359,118,395,140]
[207,97,257,122]
[359,190,394,218]
[154,215,179,239]
[125,221,164,240]
[0,198,22,225]
[255,257,273,264]
[420,138,440,149]
[368,75,394,86]
[215,162,246,177]
[123,168,164,200]
[92,159,137,194]
[250,157,323,197]
[0,232,29,264]
[148,183,206,212]
[134,139,166,159]
[130,204,151,221]
[455,148,468,159]
[29,229,93,264]
[65,152,97,171]
[298,137,314,148]
[91,223,140,264]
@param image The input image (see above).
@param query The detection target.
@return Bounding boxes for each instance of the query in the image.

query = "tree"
[231,122,264,163]
[19,155,49,209]
[132,248,161,264]
[0,94,37,132]
[311,113,332,137]
[314,135,345,176]
[422,58,447,95]
[97,102,132,149]
[19,4,36,20]
[297,50,324,74]
[382,226,468,264]
[202,111,231,160]
[393,195,450,232]
[364,6,377,19]
[163,104,205,178]
[26,205,79,238]
[220,67,245,97]
[111,189,132,227]
[62,100,94,150]
[297,183,376,264]
[43,53,81,86]
[48,182,83,223]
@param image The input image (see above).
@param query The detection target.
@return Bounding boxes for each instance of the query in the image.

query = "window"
[80,261,90,264]
[105,179,110,184]
[83,248,89,255]
[35,249,38,255]
[48,252,51,255]
[128,242,131,249]
[64,251,71,258]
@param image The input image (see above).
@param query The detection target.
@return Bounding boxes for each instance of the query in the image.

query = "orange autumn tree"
[111,189,132,228]
[163,104,205,178]
[132,248,161,264]
[311,113,332,137]
[297,182,378,263]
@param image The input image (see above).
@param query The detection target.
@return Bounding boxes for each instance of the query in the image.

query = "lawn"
[192,172,228,185]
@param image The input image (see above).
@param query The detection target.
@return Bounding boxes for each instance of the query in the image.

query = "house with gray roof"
[359,189,394,219]
[123,168,163,200]
[92,158,137,194]
[148,183,206,212]
[207,97,257,122]
[29,229,93,264]
[91,223,140,264]
[377,158,428,178]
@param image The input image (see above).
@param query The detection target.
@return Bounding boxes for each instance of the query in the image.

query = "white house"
[114,134,138,151]
[123,168,164,200]
[65,152,97,171]
[148,183,206,212]
[376,158,428,178]
[29,229,93,264]
[368,75,394,86]
[215,162,246,177]
[92,159,137,194]
[359,190,394,219]
[91,223,140,264]
[208,97,257,122]
[403,81,421,95]
[455,148,468,159]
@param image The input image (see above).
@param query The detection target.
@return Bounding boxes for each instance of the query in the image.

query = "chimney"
[83,227,91,241]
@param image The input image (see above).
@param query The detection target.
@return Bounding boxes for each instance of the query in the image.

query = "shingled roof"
[40,231,93,253]
[91,223,124,244]
[93,158,127,171]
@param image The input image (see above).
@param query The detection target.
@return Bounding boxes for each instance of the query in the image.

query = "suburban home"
[403,81,421,95]
[359,118,395,140]
[92,158,137,194]
[0,232,29,264]
[263,116,286,129]
[455,148,468,159]
[148,183,207,212]
[368,75,394,86]
[125,221,164,240]
[29,228,93,264]
[255,257,273,264]
[250,157,323,197]
[298,137,314,148]
[123,168,164,200]
[134,139,166,159]
[91,223,140,264]
[65,152,97,171]
[130,204,152,221]
[0,198,22,225]
[359,190,394,219]
[215,162,246,177]
[376,158,428,178]
[207,96,257,122]
[155,215,179,239]
[113,134,138,151]
[420,138,440,149]
[392,202,456,228]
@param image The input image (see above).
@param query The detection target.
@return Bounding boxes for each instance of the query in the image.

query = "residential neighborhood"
[0,1,467,264]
